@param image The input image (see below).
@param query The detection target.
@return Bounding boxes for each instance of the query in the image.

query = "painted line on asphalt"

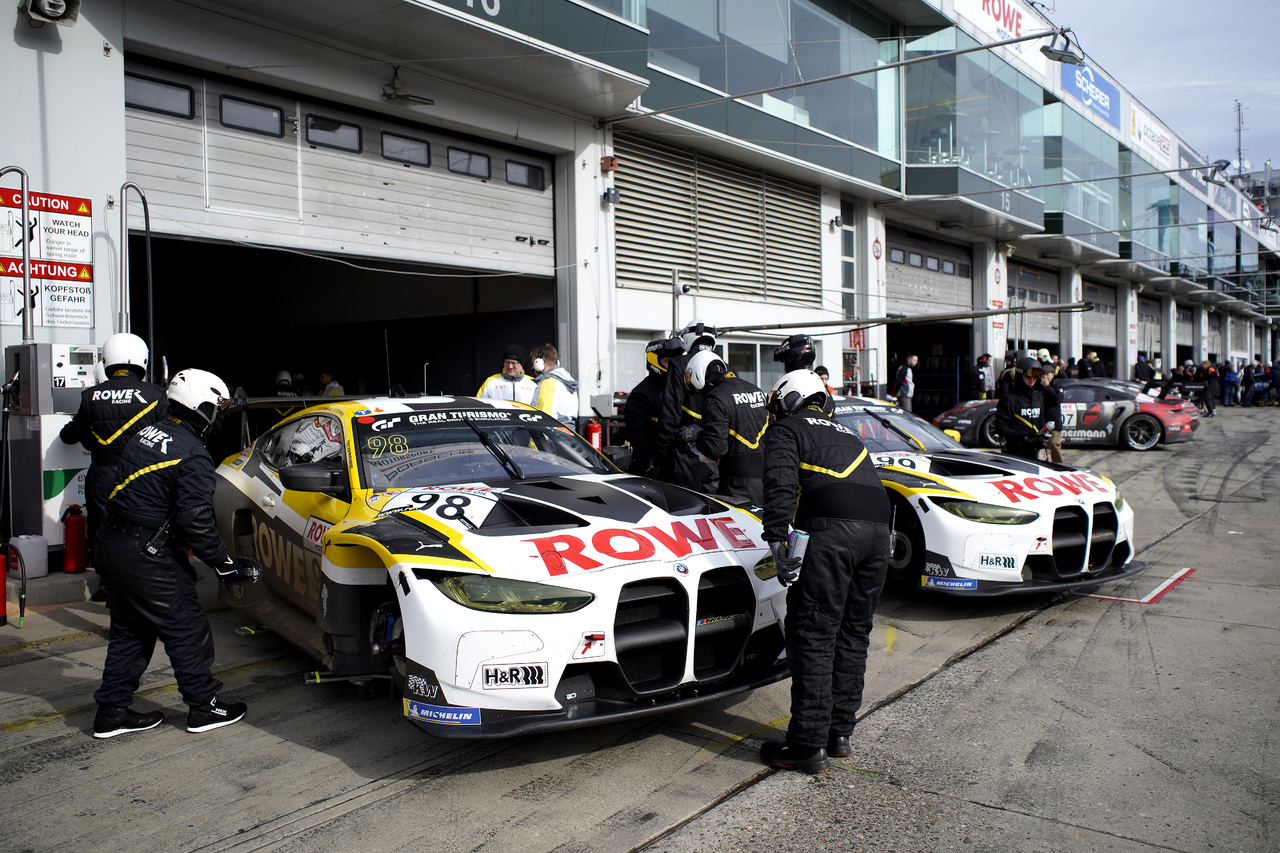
[0,629,108,656]
[1074,567,1196,604]
[697,715,791,754]
[1,654,298,733]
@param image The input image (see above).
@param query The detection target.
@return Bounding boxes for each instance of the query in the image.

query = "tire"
[980,415,1000,448]
[1120,414,1161,451]
[887,496,925,586]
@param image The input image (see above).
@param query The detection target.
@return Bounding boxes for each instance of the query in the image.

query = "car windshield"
[352,408,613,489]
[832,404,962,453]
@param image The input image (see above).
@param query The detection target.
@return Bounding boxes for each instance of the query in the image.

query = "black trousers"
[784,518,890,749]
[93,527,221,708]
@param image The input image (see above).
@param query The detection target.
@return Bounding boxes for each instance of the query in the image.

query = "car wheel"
[1120,414,1161,451]
[980,415,1000,448]
[887,496,925,585]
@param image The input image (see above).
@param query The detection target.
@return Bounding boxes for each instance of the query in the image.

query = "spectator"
[1040,361,1064,463]
[1241,361,1257,407]
[1077,351,1099,379]
[1195,361,1218,418]
[477,344,537,404]
[893,354,917,411]
[1134,355,1154,384]
[1270,360,1280,405]
[530,343,579,426]
[1222,362,1239,406]
[815,365,836,397]
[318,371,345,396]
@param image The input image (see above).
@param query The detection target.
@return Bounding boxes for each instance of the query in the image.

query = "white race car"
[832,398,1145,596]
[213,397,789,738]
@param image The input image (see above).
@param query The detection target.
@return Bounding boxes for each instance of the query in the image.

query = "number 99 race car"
[832,398,1145,596]
[214,397,789,738]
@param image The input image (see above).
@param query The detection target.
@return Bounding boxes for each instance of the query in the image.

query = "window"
[381,132,430,167]
[220,96,284,137]
[448,147,490,179]
[941,260,956,275]
[506,160,546,190]
[908,252,923,268]
[258,416,345,469]
[958,263,971,278]
[925,256,940,271]
[306,115,361,152]
[125,73,194,118]
[889,247,906,264]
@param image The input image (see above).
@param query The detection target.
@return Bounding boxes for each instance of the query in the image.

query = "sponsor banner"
[524,515,758,576]
[1212,183,1238,217]
[482,663,548,689]
[1061,63,1120,129]
[1179,145,1208,195]
[1129,104,1173,169]
[954,0,1047,76]
[404,699,481,725]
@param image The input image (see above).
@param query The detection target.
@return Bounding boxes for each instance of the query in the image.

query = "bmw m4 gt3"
[833,398,1144,596]
[213,397,789,738]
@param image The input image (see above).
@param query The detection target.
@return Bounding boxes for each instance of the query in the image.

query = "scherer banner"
[1061,62,1120,130]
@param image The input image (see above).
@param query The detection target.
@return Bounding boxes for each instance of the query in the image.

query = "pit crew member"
[624,337,684,476]
[759,370,891,774]
[531,343,580,427]
[653,320,718,492]
[92,369,261,739]
[684,350,768,505]
[995,356,1051,460]
[773,333,817,373]
[477,344,537,404]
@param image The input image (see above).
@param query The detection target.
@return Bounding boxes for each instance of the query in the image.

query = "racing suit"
[762,405,891,751]
[1040,376,1064,463]
[623,371,665,476]
[59,368,168,565]
[477,373,537,405]
[652,350,717,493]
[534,365,579,426]
[94,415,230,710]
[695,373,768,505]
[995,382,1049,459]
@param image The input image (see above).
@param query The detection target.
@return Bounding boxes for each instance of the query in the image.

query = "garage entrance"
[128,235,553,398]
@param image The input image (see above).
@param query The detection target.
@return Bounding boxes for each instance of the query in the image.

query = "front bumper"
[921,558,1146,597]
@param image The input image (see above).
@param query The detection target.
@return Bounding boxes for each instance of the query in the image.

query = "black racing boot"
[186,697,247,733]
[93,704,165,739]
[827,733,853,757]
[760,741,831,773]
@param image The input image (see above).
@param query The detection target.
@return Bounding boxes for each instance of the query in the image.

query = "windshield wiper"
[462,415,525,480]
[864,410,927,451]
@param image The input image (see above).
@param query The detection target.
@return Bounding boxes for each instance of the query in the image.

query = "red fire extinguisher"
[584,420,603,450]
[63,504,87,574]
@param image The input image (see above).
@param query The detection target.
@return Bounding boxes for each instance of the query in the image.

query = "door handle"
[261,495,276,508]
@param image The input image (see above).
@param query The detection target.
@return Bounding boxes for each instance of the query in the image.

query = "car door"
[249,414,352,616]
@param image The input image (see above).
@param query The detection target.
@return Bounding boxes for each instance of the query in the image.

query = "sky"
[1050,0,1280,174]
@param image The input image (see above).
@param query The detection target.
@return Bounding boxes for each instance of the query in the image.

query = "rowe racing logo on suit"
[482,664,548,689]
[92,388,148,405]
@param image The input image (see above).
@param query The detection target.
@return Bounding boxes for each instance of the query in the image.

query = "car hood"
[332,474,766,583]
[871,450,1121,507]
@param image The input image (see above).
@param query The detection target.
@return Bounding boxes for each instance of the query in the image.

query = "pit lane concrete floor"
[1,409,1275,853]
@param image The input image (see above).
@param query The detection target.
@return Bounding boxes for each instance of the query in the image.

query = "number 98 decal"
[377,488,496,526]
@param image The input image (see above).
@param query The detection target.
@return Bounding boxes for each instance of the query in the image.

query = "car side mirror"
[944,429,962,442]
[602,445,632,471]
[278,461,346,496]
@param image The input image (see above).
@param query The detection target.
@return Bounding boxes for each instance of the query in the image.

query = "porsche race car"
[834,398,1144,596]
[933,379,1199,451]
[213,397,789,738]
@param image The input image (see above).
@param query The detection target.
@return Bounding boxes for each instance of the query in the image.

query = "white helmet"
[685,349,727,391]
[679,319,717,353]
[275,370,292,388]
[101,332,148,374]
[92,360,107,385]
[768,370,829,417]
[168,369,230,425]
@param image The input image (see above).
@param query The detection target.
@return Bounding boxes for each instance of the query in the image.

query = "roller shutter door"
[884,228,973,316]
[1082,282,1117,347]
[1230,314,1248,353]
[1176,307,1194,346]
[124,64,554,276]
[1007,262,1060,343]
[612,133,821,305]
[1137,297,1162,354]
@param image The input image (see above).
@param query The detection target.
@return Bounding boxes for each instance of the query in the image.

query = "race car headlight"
[753,554,777,581]
[930,498,1039,525]
[427,572,594,614]
[1114,490,1126,512]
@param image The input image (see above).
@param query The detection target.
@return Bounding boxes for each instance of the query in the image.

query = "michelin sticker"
[922,577,979,590]
[403,699,481,725]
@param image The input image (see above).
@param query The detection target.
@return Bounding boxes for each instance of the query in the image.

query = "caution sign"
[0,188,94,328]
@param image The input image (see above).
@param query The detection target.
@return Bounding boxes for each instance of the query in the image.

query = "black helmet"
[773,334,816,372]
[1015,356,1045,376]
[645,337,685,376]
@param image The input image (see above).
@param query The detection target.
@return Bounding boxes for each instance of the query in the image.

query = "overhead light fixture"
[21,0,80,26]
[382,67,434,106]
[1040,33,1084,65]
[1201,159,1231,186]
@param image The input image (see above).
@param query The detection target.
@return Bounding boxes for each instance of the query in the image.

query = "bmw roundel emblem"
[673,563,689,575]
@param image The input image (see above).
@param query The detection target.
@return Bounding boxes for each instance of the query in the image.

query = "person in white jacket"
[476,344,537,404]
[531,343,579,426]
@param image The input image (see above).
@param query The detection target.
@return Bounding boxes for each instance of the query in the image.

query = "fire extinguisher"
[584,420,603,450]
[62,504,87,574]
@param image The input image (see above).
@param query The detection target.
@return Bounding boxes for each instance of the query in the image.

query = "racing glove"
[678,425,703,444]
[769,541,802,587]
[216,556,262,587]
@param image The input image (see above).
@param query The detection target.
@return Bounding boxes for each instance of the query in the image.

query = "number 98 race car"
[214,397,789,738]
[832,398,1145,596]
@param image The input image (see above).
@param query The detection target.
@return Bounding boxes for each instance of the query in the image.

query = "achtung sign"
[0,188,94,328]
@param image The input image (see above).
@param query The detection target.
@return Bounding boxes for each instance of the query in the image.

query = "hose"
[6,542,26,628]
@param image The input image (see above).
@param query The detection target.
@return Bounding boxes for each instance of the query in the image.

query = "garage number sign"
[0,189,94,328]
